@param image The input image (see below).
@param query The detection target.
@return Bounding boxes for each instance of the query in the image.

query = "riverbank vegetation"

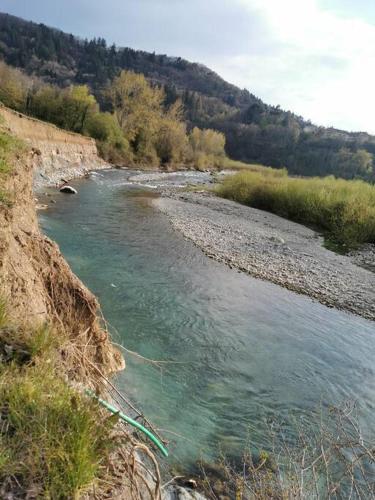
[197,404,375,499]
[0,293,166,498]
[0,125,23,205]
[0,146,165,497]
[0,61,229,170]
[217,171,375,247]
[0,300,118,498]
[221,159,288,176]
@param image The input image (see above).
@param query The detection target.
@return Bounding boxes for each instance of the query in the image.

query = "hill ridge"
[0,11,374,180]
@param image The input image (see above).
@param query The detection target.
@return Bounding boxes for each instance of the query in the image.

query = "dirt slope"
[0,105,107,187]
[0,136,123,378]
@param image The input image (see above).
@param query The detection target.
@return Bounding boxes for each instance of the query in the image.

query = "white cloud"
[211,0,375,132]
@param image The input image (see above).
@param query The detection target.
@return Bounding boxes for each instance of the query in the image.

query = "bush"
[216,171,375,248]
[188,127,227,169]
[189,127,226,157]
[85,112,133,165]
[0,62,29,111]
[198,404,375,499]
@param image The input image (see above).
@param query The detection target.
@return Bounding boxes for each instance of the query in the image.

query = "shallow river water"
[39,170,375,470]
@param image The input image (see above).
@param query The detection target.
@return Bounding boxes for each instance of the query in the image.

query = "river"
[39,169,375,471]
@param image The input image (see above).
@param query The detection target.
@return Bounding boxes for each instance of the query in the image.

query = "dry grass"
[199,403,375,499]
[0,126,24,206]
[216,171,375,248]
[220,158,287,177]
[192,154,287,177]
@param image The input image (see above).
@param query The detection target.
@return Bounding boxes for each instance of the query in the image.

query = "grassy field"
[216,170,375,248]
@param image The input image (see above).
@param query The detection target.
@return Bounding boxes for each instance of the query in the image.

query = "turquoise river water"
[39,170,375,470]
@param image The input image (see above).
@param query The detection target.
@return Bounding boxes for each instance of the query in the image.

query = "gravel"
[154,191,375,322]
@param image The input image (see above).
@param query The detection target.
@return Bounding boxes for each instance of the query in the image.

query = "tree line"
[0,12,374,181]
[0,61,226,169]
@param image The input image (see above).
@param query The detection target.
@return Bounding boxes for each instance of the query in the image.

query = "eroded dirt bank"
[0,147,124,376]
[0,121,204,498]
[154,192,375,321]
[0,105,107,187]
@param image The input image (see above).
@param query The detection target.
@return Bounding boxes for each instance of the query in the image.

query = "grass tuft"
[0,299,118,499]
[0,313,61,365]
[216,171,375,248]
[0,362,116,499]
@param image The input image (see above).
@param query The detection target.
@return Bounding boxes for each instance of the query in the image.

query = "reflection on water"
[39,170,375,469]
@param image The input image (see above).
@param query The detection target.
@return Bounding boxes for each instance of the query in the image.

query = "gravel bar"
[154,191,375,322]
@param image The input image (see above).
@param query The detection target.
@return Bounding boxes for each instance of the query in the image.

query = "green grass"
[216,171,375,248]
[0,363,116,499]
[0,301,118,499]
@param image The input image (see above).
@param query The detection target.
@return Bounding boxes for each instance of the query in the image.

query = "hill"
[0,12,374,180]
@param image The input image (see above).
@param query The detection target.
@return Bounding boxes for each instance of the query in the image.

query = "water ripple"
[40,169,375,468]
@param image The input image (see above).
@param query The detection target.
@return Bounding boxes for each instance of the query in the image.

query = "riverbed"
[39,169,375,470]
[155,191,375,320]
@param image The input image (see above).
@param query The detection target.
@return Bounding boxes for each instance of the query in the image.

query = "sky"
[1,0,375,133]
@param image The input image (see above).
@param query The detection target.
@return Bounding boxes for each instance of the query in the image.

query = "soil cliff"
[0,118,123,378]
[0,105,107,188]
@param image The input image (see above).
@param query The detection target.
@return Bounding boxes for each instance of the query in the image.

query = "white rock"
[163,485,207,500]
[60,185,77,194]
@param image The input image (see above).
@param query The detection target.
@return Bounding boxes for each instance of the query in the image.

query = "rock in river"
[60,185,77,194]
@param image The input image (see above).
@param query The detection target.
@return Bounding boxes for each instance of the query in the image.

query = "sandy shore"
[154,191,375,321]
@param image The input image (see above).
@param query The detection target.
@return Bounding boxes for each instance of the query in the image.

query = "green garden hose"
[86,389,169,457]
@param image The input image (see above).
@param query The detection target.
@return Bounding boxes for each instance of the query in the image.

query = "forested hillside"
[0,12,374,180]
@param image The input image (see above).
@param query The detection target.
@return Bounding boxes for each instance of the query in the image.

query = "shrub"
[86,112,133,165]
[0,62,29,111]
[188,127,227,170]
[199,404,375,499]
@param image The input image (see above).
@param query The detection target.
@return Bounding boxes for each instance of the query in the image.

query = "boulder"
[59,185,77,194]
[163,485,207,500]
